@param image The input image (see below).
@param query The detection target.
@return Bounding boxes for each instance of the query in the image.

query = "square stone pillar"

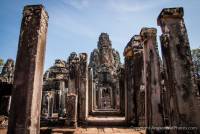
[88,67,93,115]
[59,81,66,117]
[67,52,79,95]
[66,52,79,127]
[130,36,145,127]
[158,7,200,128]
[124,35,144,126]
[65,94,78,128]
[78,53,88,124]
[124,54,134,125]
[7,5,48,134]
[140,28,163,127]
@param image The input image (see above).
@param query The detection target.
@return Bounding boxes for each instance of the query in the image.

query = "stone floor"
[86,116,126,126]
[40,127,146,134]
[0,127,146,134]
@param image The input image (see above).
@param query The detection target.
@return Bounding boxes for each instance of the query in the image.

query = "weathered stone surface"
[89,33,123,114]
[65,94,77,128]
[7,5,48,134]
[124,35,144,126]
[41,59,68,119]
[0,59,14,84]
[140,28,163,127]
[158,7,200,128]
[1,5,199,132]
[78,53,88,123]
[160,65,170,126]
[68,52,80,94]
[0,60,14,117]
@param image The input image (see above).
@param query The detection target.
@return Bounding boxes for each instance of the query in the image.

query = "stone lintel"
[140,27,157,39]
[157,7,184,26]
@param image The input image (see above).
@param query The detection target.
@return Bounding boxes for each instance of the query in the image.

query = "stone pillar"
[124,35,144,126]
[119,67,125,115]
[124,36,138,125]
[47,92,54,118]
[131,35,144,127]
[88,67,93,114]
[158,7,200,128]
[7,5,48,134]
[65,94,78,128]
[66,52,79,127]
[78,53,88,124]
[68,52,79,94]
[59,81,65,117]
[140,28,163,127]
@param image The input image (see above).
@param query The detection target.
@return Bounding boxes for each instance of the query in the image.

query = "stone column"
[123,36,137,125]
[93,82,97,109]
[119,67,125,115]
[140,28,163,127]
[158,7,200,128]
[65,94,78,128]
[7,5,48,134]
[88,67,93,114]
[78,53,88,124]
[47,92,54,118]
[124,35,144,126]
[131,35,144,126]
[68,52,79,94]
[59,81,65,117]
[66,52,79,127]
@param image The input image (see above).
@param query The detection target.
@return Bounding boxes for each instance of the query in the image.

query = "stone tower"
[89,33,122,111]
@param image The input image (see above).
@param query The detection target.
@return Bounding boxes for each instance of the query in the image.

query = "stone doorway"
[87,33,126,125]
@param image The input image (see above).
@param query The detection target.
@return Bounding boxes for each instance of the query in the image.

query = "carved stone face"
[5,59,14,68]
[55,59,65,67]
[98,33,111,50]
[70,52,77,59]
[79,53,87,61]
[1,59,14,74]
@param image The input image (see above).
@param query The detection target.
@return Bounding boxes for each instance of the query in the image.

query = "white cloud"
[107,0,171,13]
[50,8,96,39]
[62,0,90,10]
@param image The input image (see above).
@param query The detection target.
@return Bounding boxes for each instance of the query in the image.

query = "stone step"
[40,127,146,134]
[86,116,126,126]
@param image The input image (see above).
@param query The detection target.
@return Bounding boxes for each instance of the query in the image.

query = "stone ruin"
[0,5,200,134]
[88,33,124,114]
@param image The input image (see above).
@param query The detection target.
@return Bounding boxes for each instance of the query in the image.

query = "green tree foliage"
[0,58,3,66]
[192,48,200,78]
[0,58,3,73]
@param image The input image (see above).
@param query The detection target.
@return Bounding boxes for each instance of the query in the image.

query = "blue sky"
[0,0,199,70]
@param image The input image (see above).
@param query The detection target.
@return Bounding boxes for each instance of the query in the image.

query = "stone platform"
[86,116,126,126]
[1,127,146,134]
[40,127,146,134]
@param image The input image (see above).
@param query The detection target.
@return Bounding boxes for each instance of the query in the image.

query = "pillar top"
[23,4,49,21]
[140,27,157,38]
[157,7,184,26]
[123,35,142,57]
